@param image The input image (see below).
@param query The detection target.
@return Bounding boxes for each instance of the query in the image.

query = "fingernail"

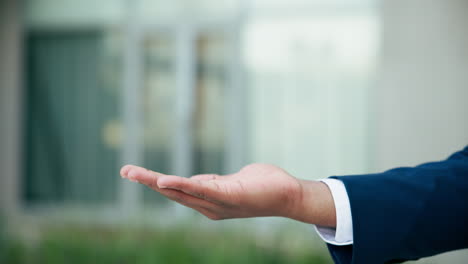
[157,181,168,188]
[126,170,136,181]
[157,177,167,188]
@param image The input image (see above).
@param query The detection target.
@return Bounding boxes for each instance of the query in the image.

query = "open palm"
[120,163,304,220]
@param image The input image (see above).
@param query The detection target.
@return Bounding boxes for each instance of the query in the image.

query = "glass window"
[193,32,227,175]
[141,34,176,204]
[24,31,121,204]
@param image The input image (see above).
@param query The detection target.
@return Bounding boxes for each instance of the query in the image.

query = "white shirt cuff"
[314,178,353,246]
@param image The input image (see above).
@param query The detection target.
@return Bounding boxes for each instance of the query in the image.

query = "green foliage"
[0,225,332,264]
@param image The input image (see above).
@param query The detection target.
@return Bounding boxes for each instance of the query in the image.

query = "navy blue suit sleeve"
[327,146,468,264]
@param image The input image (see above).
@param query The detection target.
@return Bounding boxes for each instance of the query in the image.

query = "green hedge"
[0,226,332,264]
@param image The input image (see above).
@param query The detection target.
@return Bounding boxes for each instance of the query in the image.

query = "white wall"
[375,0,468,171]
[377,0,468,262]
[246,10,379,179]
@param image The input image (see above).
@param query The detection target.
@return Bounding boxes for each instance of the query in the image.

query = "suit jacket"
[327,146,468,263]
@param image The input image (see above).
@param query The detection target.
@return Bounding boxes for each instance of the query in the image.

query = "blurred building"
[1,0,378,212]
[1,0,468,263]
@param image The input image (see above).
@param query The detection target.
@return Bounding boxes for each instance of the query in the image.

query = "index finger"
[120,165,166,189]
[157,176,225,204]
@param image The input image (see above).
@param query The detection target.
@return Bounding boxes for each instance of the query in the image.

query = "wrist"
[288,179,336,227]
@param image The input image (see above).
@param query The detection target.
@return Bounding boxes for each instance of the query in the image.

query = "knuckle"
[149,177,158,189]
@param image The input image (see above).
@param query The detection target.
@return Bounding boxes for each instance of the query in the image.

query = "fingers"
[162,190,225,220]
[121,165,227,206]
[157,176,224,204]
[158,188,219,212]
[120,166,237,221]
[155,187,226,220]
[190,174,219,181]
[120,165,166,189]
[197,207,224,220]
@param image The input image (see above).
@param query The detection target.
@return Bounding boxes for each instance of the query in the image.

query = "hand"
[120,163,335,227]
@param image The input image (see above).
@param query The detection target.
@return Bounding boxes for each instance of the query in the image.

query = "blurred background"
[0,0,467,263]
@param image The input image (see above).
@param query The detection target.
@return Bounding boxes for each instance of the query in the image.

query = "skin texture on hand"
[120,163,336,227]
